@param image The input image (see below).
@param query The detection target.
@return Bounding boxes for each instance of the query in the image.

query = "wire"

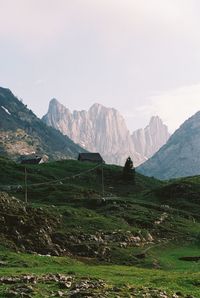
[0,163,102,189]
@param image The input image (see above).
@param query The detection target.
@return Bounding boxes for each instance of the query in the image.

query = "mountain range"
[0,89,199,297]
[0,87,85,161]
[42,99,170,166]
[2,85,200,180]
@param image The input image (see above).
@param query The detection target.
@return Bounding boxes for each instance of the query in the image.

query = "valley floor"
[0,244,199,297]
[0,158,200,297]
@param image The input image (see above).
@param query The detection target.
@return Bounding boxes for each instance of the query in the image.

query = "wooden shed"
[78,153,104,163]
[20,156,43,165]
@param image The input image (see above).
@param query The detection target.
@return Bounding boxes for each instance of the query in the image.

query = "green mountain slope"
[0,156,199,258]
[0,157,199,297]
[0,87,85,160]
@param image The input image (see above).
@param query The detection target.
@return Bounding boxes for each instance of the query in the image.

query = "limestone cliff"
[132,116,170,159]
[43,100,143,166]
[43,100,170,166]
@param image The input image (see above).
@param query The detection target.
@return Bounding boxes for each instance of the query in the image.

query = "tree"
[123,156,135,182]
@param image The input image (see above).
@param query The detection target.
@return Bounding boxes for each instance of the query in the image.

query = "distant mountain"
[137,111,200,179]
[0,87,85,161]
[43,99,170,166]
[132,116,170,160]
[42,100,143,166]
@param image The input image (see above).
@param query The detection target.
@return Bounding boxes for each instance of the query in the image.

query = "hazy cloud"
[137,84,200,133]
[1,0,200,132]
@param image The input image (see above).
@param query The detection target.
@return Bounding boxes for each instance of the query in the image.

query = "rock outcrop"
[0,192,63,255]
[43,100,170,166]
[132,116,170,159]
[43,100,143,166]
[1,274,190,298]
[138,111,200,179]
[0,87,85,161]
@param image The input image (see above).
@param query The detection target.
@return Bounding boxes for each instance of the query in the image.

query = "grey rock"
[132,116,170,159]
[138,111,200,179]
[43,100,170,167]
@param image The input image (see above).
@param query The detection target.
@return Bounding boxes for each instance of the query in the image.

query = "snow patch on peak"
[1,106,11,115]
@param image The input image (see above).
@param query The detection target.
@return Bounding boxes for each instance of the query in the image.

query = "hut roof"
[20,156,42,165]
[78,153,104,163]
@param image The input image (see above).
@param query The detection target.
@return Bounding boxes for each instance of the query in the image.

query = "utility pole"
[24,167,28,203]
[101,162,104,198]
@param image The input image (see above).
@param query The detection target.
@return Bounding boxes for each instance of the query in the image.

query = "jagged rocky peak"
[89,102,116,113]
[0,87,84,161]
[148,116,170,139]
[137,111,200,179]
[149,115,163,125]
[132,115,170,159]
[88,103,122,123]
[43,99,170,167]
[49,97,59,105]
[48,98,70,114]
[89,102,103,111]
[43,100,144,166]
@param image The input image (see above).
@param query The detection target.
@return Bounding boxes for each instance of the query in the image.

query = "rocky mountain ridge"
[43,100,143,166]
[132,116,170,159]
[0,87,85,161]
[43,99,170,166]
[138,110,200,179]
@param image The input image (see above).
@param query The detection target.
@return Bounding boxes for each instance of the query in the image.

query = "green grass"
[0,157,200,296]
[0,157,162,201]
[0,247,199,296]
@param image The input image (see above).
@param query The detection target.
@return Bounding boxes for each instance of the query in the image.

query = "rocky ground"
[0,192,155,262]
[0,274,195,298]
[0,191,199,297]
[0,192,62,255]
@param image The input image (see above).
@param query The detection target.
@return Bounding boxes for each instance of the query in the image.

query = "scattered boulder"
[0,274,194,298]
[0,192,62,256]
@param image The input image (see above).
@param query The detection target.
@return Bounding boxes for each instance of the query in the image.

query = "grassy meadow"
[0,156,199,297]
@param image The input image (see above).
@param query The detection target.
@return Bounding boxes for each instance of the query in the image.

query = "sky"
[1,0,200,133]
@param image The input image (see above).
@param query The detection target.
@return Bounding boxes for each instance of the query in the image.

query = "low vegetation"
[0,156,199,297]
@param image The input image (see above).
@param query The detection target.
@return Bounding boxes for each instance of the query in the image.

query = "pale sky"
[1,0,200,133]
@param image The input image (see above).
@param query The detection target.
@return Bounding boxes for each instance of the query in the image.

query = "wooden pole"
[101,163,104,198]
[24,167,28,203]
